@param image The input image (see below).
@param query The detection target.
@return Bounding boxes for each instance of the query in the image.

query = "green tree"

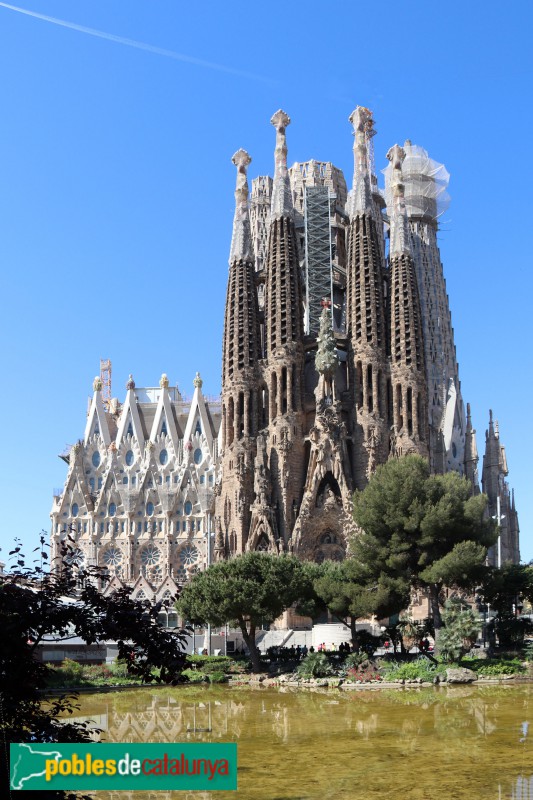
[352,455,496,645]
[480,564,533,648]
[312,559,408,648]
[176,552,311,672]
[1,534,187,800]
[438,597,481,662]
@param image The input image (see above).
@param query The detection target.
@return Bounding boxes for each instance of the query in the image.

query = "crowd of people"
[265,641,353,661]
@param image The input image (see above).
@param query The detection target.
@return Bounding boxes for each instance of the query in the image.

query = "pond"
[67,683,533,799]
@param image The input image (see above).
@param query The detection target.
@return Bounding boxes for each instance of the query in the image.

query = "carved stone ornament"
[193,372,203,389]
[159,373,169,389]
[93,376,103,392]
[126,374,136,390]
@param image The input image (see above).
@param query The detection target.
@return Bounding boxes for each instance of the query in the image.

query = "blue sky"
[0,0,531,563]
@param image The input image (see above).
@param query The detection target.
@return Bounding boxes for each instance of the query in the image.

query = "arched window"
[146,501,155,516]
[108,502,117,517]
[125,450,134,466]
[184,501,193,515]
[92,451,101,468]
[194,448,202,465]
[159,449,168,465]
[71,503,79,518]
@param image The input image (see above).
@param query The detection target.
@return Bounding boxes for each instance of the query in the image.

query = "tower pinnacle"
[229,149,253,264]
[386,144,411,257]
[270,110,293,219]
[347,106,373,217]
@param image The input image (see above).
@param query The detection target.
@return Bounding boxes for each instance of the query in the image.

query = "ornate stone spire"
[386,144,411,257]
[270,110,293,219]
[347,107,373,218]
[315,299,338,379]
[464,402,479,493]
[229,149,253,264]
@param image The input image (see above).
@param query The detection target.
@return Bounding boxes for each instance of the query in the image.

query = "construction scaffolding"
[304,186,333,338]
[383,142,450,221]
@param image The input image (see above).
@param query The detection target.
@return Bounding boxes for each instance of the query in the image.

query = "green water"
[68,683,533,799]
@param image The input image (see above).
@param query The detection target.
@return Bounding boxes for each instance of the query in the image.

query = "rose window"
[179,544,199,567]
[140,544,160,567]
[65,548,84,566]
[175,565,187,583]
[103,547,123,568]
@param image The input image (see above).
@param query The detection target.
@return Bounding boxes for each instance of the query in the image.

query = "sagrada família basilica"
[51,108,520,601]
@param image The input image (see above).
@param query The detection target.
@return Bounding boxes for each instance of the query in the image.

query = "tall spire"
[270,110,293,219]
[386,144,411,257]
[464,402,479,494]
[347,106,373,217]
[229,149,253,264]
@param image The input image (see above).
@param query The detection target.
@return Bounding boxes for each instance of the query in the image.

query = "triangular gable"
[102,574,125,596]
[183,383,213,451]
[84,390,111,446]
[155,575,179,602]
[131,574,154,600]
[149,386,179,453]
[116,388,145,448]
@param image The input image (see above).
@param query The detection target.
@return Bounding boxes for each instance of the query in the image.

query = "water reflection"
[67,685,533,800]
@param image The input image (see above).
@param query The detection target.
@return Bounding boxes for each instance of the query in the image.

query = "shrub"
[345,658,381,682]
[207,672,228,684]
[182,668,207,684]
[461,656,525,677]
[110,658,131,679]
[524,641,533,663]
[185,655,233,673]
[297,652,333,678]
[344,652,369,669]
[381,656,440,683]
[438,598,481,663]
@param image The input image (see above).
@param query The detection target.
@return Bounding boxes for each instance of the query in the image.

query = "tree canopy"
[176,552,311,672]
[312,558,409,646]
[351,455,497,640]
[1,534,187,799]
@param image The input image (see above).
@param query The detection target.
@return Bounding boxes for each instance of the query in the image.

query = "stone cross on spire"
[386,144,411,257]
[347,106,373,217]
[270,109,293,219]
[229,148,253,264]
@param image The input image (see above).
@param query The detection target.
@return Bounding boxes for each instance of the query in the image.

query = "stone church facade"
[51,106,519,597]
[215,107,520,566]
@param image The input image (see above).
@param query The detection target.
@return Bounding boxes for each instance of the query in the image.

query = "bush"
[110,658,131,679]
[461,656,525,677]
[297,652,333,678]
[381,656,441,683]
[207,672,228,684]
[185,655,233,673]
[438,598,481,663]
[182,668,207,684]
[345,658,381,682]
[524,641,533,662]
[344,652,369,669]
